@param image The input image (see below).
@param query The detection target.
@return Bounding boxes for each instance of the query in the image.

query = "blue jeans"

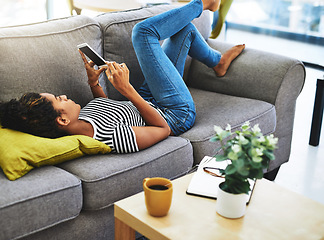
[132,0,221,135]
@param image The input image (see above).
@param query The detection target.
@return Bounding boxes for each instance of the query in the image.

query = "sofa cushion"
[0,15,102,107]
[181,88,276,165]
[0,166,82,240]
[95,5,211,100]
[0,126,111,181]
[58,136,193,210]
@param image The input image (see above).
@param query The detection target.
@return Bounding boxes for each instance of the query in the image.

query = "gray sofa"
[0,5,305,240]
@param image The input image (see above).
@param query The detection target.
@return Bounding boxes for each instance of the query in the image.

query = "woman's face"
[40,93,81,122]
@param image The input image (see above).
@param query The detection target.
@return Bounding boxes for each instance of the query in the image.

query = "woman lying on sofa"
[0,0,244,153]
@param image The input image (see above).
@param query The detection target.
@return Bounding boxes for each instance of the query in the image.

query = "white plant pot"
[216,184,248,219]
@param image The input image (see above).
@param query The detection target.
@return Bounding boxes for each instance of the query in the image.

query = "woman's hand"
[105,61,170,150]
[79,50,107,86]
[105,62,133,96]
[79,50,108,98]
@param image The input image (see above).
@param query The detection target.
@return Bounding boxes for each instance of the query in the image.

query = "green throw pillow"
[0,126,111,181]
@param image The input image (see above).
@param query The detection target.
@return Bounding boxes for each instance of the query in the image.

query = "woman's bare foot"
[201,0,221,12]
[213,44,245,77]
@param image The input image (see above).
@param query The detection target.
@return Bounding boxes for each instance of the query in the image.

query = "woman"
[0,0,244,153]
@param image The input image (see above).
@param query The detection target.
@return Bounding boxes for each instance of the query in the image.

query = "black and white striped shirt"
[78,98,146,153]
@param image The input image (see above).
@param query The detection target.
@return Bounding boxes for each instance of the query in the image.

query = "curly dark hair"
[0,93,67,138]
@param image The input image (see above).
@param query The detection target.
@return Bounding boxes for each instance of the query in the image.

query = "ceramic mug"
[143,177,173,217]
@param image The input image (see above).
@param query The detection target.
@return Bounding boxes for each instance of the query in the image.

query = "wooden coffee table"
[114,174,324,240]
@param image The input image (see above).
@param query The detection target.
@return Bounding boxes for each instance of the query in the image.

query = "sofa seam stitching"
[0,180,82,209]
[11,212,81,240]
[0,22,101,39]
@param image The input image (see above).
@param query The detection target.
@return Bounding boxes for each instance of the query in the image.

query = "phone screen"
[78,43,106,66]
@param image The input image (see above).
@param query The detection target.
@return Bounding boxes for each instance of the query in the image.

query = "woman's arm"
[106,62,171,150]
[79,50,108,98]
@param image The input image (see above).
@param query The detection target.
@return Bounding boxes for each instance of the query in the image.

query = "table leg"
[309,78,324,146]
[115,217,136,240]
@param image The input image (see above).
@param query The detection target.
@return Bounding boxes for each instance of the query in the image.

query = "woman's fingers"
[106,62,129,82]
[98,66,108,74]
[106,63,114,80]
[79,50,96,68]
[120,63,128,70]
[78,50,88,64]
[108,62,127,70]
[89,61,95,68]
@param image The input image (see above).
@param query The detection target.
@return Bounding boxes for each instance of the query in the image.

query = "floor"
[274,66,324,205]
[1,0,324,205]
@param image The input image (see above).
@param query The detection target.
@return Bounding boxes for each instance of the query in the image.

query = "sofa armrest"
[187,40,305,106]
[187,40,306,170]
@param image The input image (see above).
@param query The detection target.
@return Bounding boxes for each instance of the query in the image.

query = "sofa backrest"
[0,5,210,105]
[0,15,102,107]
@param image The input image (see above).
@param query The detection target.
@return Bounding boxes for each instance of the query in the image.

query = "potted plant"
[210,121,278,218]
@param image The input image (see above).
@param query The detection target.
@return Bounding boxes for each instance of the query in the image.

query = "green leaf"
[255,169,264,179]
[263,150,275,161]
[222,175,251,194]
[215,155,227,162]
[249,168,264,179]
[250,161,261,169]
[233,181,250,194]
[241,121,250,131]
[238,166,249,177]
[220,131,231,139]
[225,164,237,175]
[261,159,270,169]
[210,136,220,142]
[228,151,238,160]
[252,156,262,163]
[232,158,244,168]
[219,169,226,176]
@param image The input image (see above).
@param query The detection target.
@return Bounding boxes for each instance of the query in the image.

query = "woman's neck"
[67,120,94,137]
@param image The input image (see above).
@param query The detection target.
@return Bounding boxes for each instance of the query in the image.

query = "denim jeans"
[132,0,221,135]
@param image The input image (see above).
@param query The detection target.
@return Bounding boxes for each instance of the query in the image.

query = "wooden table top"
[115,173,324,240]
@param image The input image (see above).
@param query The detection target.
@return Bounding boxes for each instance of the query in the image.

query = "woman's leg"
[162,23,221,76]
[133,0,215,135]
[138,22,221,100]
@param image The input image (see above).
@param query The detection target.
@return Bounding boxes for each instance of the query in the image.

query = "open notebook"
[186,156,255,204]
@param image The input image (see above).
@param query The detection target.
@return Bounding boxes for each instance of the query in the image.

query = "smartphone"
[77,43,107,67]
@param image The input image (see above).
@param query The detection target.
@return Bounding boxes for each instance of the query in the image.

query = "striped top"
[78,97,146,153]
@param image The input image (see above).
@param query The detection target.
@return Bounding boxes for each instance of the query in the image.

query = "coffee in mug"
[143,177,173,217]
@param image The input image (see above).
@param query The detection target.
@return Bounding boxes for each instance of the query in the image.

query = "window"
[227,0,324,45]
